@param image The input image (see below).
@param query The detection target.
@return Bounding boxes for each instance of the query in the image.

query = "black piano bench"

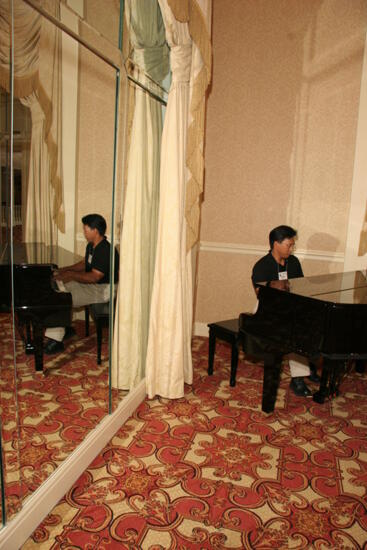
[85,303,110,364]
[207,319,242,386]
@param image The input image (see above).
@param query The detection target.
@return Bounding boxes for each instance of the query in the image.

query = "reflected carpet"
[21,336,367,549]
[0,313,125,521]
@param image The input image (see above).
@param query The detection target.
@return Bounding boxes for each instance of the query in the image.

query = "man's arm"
[54,267,104,284]
[54,260,85,276]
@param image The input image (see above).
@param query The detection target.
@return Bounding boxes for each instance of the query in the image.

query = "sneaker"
[44,338,64,355]
[290,377,312,397]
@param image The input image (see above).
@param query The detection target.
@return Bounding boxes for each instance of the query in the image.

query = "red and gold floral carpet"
[20,336,367,549]
[0,313,125,522]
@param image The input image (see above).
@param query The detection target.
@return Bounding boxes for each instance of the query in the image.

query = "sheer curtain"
[0,0,64,244]
[112,0,169,390]
[146,0,212,399]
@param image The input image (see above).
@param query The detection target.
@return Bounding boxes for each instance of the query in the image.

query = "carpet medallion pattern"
[19,337,367,549]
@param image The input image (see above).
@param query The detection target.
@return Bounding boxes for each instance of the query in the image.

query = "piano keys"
[240,271,367,413]
[0,243,78,372]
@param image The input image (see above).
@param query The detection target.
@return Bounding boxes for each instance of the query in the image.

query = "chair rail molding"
[199,241,345,263]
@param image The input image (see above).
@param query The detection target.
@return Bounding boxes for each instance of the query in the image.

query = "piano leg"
[25,320,34,354]
[262,354,282,413]
[32,322,44,372]
[312,361,329,404]
[313,358,346,404]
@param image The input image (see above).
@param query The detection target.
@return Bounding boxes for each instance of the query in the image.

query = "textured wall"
[195,0,367,327]
[76,26,117,254]
[84,0,121,48]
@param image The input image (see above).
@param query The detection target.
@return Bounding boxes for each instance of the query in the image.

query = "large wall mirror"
[0,0,169,531]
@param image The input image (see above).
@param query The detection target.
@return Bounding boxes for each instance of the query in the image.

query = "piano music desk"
[207,319,241,386]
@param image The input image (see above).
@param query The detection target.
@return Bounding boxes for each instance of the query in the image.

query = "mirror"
[0,0,123,525]
[0,0,171,530]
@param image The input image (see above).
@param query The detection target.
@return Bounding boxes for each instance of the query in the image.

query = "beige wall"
[195,0,367,329]
[84,0,121,49]
[76,25,118,255]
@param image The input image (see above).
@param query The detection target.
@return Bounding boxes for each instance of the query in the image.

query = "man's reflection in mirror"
[44,213,119,354]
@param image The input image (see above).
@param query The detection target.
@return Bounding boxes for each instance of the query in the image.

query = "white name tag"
[278,271,288,280]
[88,253,93,264]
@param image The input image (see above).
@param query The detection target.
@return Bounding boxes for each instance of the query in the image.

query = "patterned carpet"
[20,336,367,549]
[0,313,126,523]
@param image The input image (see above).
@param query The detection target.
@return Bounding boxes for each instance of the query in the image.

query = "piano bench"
[207,318,242,386]
[85,303,110,364]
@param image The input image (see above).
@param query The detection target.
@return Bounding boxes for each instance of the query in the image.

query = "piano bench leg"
[208,330,216,376]
[230,341,239,386]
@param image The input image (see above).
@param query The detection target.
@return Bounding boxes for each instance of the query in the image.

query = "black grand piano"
[240,271,367,413]
[0,243,78,372]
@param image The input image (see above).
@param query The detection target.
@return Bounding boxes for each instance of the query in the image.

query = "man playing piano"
[44,213,118,354]
[252,225,319,397]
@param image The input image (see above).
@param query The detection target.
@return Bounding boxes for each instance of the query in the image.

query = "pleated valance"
[0,0,64,232]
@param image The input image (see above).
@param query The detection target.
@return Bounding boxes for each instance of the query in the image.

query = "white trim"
[194,322,209,337]
[199,241,344,263]
[0,379,146,550]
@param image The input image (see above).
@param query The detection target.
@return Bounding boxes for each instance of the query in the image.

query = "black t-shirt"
[85,238,119,284]
[252,252,303,285]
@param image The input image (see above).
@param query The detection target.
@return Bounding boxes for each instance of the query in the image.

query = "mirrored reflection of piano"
[0,243,79,372]
[240,271,367,413]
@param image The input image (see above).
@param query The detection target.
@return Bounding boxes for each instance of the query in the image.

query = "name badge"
[278,271,288,280]
[88,253,93,264]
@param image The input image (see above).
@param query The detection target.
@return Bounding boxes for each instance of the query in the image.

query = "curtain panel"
[146,0,211,399]
[112,0,169,390]
[0,0,64,240]
[168,0,212,252]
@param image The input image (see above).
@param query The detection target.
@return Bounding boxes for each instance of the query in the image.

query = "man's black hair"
[82,213,107,236]
[269,225,297,249]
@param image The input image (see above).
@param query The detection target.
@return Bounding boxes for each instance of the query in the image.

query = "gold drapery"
[167,0,212,251]
[0,0,64,233]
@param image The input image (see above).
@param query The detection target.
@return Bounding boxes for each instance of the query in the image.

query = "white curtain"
[145,0,194,399]
[112,0,169,390]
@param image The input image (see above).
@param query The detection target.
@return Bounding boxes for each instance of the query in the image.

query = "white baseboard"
[0,379,147,550]
[194,322,209,337]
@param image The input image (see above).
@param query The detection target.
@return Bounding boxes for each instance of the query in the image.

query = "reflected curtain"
[20,139,30,229]
[146,0,211,399]
[21,94,56,244]
[112,0,169,390]
[0,0,64,243]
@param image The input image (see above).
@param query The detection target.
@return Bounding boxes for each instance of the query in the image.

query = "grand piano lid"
[0,243,81,268]
[258,271,367,305]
